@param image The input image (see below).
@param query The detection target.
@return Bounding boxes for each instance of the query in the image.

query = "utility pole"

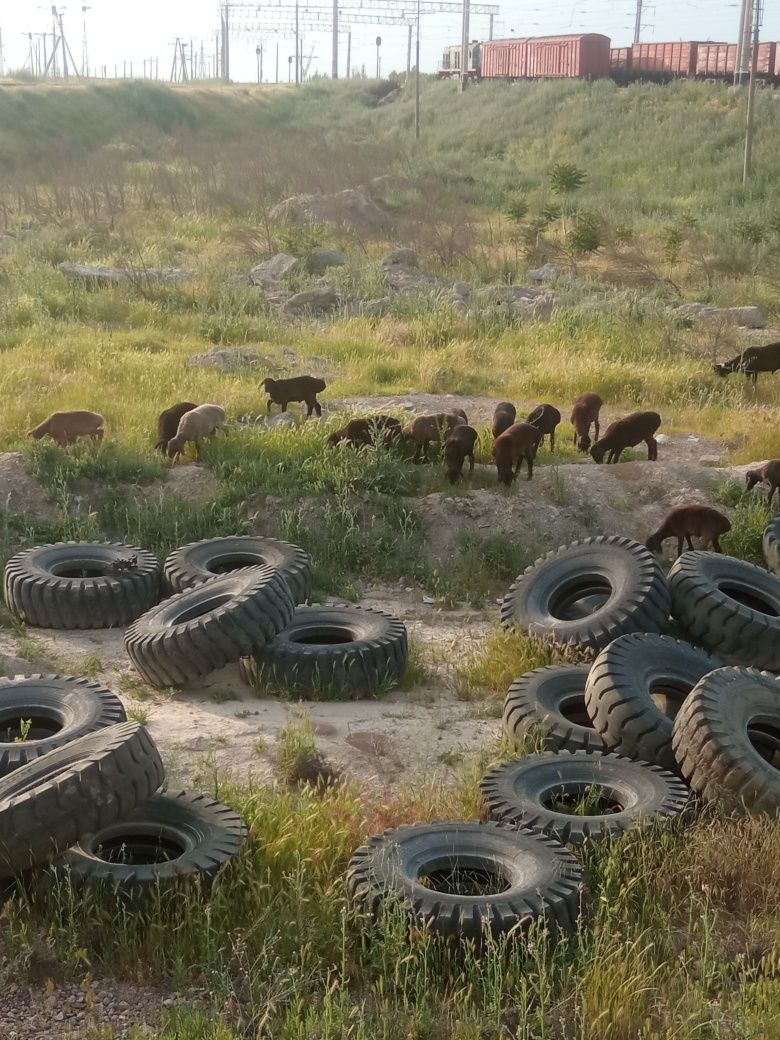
[406,23,412,77]
[275,41,279,82]
[459,0,470,91]
[295,0,300,83]
[221,2,230,82]
[376,35,382,78]
[0,27,5,77]
[414,0,420,138]
[737,0,753,85]
[735,0,748,83]
[743,0,763,184]
[256,43,261,82]
[346,30,351,78]
[332,0,338,77]
[81,5,90,77]
[633,0,642,44]
[489,12,494,39]
[288,54,293,82]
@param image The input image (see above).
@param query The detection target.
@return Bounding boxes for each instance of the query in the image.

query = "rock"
[271,189,392,235]
[366,174,409,198]
[267,411,296,429]
[0,234,14,255]
[476,284,545,304]
[341,297,390,317]
[58,261,189,285]
[527,263,560,282]
[699,455,723,467]
[384,264,448,294]
[283,286,340,316]
[453,282,472,298]
[186,347,261,372]
[376,87,401,106]
[248,253,299,287]
[676,303,765,329]
[382,247,419,268]
[307,249,347,274]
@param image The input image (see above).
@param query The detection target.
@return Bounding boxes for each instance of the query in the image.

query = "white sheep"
[167,404,226,463]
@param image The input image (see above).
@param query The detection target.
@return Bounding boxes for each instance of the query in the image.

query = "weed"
[126,705,151,725]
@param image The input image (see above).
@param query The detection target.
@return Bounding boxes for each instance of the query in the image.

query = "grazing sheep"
[492,422,543,485]
[591,411,661,464]
[27,410,104,448]
[327,415,402,449]
[746,459,780,509]
[401,412,467,463]
[526,403,562,452]
[492,402,516,439]
[167,404,226,462]
[155,401,197,454]
[714,342,780,385]
[444,425,478,484]
[260,375,326,417]
[570,392,603,452]
[646,505,731,557]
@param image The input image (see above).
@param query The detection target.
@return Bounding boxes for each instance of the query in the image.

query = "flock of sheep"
[25,368,780,561]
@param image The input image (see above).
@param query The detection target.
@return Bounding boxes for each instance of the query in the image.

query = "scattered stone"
[271,189,392,235]
[366,174,409,198]
[267,411,297,429]
[248,252,299,287]
[476,284,545,304]
[699,455,723,467]
[376,87,401,106]
[655,434,670,443]
[341,297,390,318]
[0,234,14,255]
[58,261,189,285]
[283,286,340,316]
[452,282,472,298]
[307,248,347,274]
[676,303,765,329]
[527,263,560,282]
[186,347,261,372]
[382,247,419,268]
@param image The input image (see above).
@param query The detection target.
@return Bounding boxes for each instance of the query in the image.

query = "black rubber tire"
[0,675,126,776]
[764,519,780,576]
[501,537,671,652]
[503,665,607,753]
[164,536,311,605]
[240,604,408,699]
[585,634,720,773]
[668,551,780,670]
[346,820,583,942]
[125,566,295,688]
[0,722,164,877]
[672,667,780,813]
[4,542,161,630]
[481,749,691,846]
[59,790,247,890]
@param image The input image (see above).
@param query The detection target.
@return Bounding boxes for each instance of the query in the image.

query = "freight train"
[439,34,780,84]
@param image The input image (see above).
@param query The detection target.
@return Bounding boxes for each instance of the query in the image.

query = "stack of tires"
[347,534,780,945]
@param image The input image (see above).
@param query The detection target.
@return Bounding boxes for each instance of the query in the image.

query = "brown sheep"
[155,401,197,454]
[327,415,402,449]
[646,505,731,557]
[167,404,226,463]
[526,403,562,452]
[570,392,603,452]
[492,422,543,485]
[591,411,661,464]
[492,402,516,439]
[714,342,780,385]
[401,412,467,463]
[27,410,104,448]
[746,459,780,509]
[444,425,479,484]
[260,375,326,417]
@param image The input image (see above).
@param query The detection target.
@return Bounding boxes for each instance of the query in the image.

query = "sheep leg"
[550,430,555,453]
[525,454,533,481]
[712,535,723,553]
[769,483,778,509]
[676,537,684,557]
[646,437,658,461]
[685,534,694,551]
[267,399,274,414]
[468,453,474,472]
[194,438,202,459]
[594,419,600,440]
[314,399,322,417]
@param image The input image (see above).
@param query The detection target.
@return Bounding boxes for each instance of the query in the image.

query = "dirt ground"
[0,392,761,790]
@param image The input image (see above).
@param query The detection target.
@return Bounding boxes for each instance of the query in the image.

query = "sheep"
[492,402,516,439]
[570,392,603,452]
[27,410,104,448]
[260,375,326,417]
[526,403,562,452]
[327,415,402,449]
[590,411,661,464]
[646,505,731,557]
[155,401,197,454]
[746,459,780,509]
[444,424,479,484]
[401,412,467,463]
[713,342,780,385]
[492,422,543,485]
[167,404,226,463]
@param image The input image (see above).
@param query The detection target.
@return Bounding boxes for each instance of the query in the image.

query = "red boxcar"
[631,41,705,77]
[696,41,776,78]
[610,47,632,74]
[481,34,610,80]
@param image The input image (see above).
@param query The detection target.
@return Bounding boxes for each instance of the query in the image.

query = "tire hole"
[649,680,692,720]
[0,714,62,743]
[49,565,107,579]
[541,782,624,815]
[419,863,511,896]
[90,832,187,865]
[290,628,356,646]
[548,577,613,621]
[748,724,780,768]
[557,694,595,728]
[718,584,779,617]
[207,554,267,574]
[174,593,234,623]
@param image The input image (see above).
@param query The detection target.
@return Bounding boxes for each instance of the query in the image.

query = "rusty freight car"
[630,41,707,78]
[480,34,610,79]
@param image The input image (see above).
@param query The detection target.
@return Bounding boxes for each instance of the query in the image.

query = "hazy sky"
[3,1,776,83]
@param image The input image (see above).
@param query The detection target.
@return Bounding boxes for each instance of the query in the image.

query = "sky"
[2,0,777,84]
